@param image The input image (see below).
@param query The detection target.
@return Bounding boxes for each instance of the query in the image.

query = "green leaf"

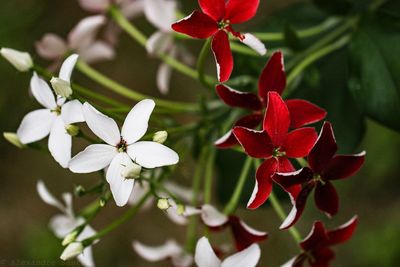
[349,16,400,131]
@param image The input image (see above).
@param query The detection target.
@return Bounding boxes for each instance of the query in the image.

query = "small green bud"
[157,198,170,210]
[153,131,168,144]
[74,185,85,197]
[51,77,72,98]
[176,204,185,216]
[62,231,78,246]
[3,132,25,148]
[65,124,80,136]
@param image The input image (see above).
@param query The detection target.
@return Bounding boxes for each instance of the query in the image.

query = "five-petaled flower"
[215,51,326,148]
[16,54,84,168]
[273,122,365,229]
[282,216,358,267]
[69,99,179,207]
[172,0,266,82]
[233,91,318,209]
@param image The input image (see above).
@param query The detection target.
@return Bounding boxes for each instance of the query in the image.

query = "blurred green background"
[0,0,399,266]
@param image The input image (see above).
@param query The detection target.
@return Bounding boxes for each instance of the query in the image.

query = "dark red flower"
[273,122,365,229]
[215,51,326,148]
[172,0,265,82]
[233,92,318,209]
[283,216,358,267]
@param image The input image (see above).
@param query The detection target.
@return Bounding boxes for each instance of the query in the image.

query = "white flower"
[194,237,261,267]
[16,54,84,168]
[60,242,84,261]
[133,239,193,267]
[69,99,179,207]
[0,47,33,72]
[37,180,96,267]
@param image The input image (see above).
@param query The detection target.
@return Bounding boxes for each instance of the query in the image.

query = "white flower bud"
[0,48,33,72]
[62,231,78,246]
[176,204,185,216]
[157,198,170,210]
[60,242,84,261]
[121,162,142,179]
[50,77,72,98]
[65,124,80,136]
[153,131,168,144]
[3,132,25,148]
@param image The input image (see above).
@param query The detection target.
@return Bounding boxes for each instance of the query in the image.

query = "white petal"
[121,99,155,144]
[30,72,57,109]
[36,180,65,212]
[221,244,260,267]
[121,0,144,19]
[281,257,297,267]
[35,33,68,60]
[132,239,182,262]
[156,62,172,95]
[59,54,79,82]
[240,33,267,56]
[164,181,194,203]
[83,102,120,145]
[78,0,109,12]
[194,237,221,267]
[61,100,84,125]
[146,31,173,55]
[49,215,83,238]
[106,153,135,207]
[201,205,228,227]
[62,192,75,217]
[79,41,115,63]
[17,109,56,144]
[0,47,33,72]
[127,141,179,168]
[128,182,154,209]
[69,144,117,173]
[144,0,176,31]
[48,118,72,168]
[68,15,106,49]
[77,247,95,267]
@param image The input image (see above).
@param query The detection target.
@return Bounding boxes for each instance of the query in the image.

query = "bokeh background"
[1,0,399,266]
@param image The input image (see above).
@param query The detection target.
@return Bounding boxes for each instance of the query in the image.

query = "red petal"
[216,84,262,110]
[263,92,290,147]
[280,182,314,229]
[308,122,338,174]
[283,127,318,158]
[233,127,273,158]
[327,215,358,246]
[322,152,366,180]
[258,51,286,105]
[212,30,233,82]
[286,99,327,129]
[247,158,278,209]
[277,156,296,172]
[273,167,314,201]
[314,181,339,217]
[311,247,336,267]
[215,114,263,148]
[172,11,218,38]
[198,0,226,21]
[300,221,329,251]
[225,0,260,24]
[229,216,268,251]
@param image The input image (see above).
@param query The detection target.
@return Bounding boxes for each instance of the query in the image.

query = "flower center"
[51,106,62,116]
[218,20,230,29]
[116,137,128,152]
[313,173,325,185]
[273,147,286,158]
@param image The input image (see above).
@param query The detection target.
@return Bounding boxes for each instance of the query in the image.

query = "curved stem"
[197,38,213,89]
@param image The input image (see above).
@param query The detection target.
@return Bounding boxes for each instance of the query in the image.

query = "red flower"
[233,92,318,209]
[171,0,266,82]
[273,122,365,229]
[283,216,358,267]
[215,51,326,148]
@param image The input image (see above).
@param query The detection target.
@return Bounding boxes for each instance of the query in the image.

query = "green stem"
[203,147,216,204]
[197,38,213,89]
[76,60,198,112]
[223,157,253,214]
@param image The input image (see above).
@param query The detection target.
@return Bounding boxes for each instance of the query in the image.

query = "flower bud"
[60,242,84,261]
[3,132,25,148]
[62,231,78,246]
[153,131,168,144]
[121,162,142,179]
[157,198,170,210]
[65,124,80,136]
[176,204,185,216]
[51,77,72,98]
[0,48,33,72]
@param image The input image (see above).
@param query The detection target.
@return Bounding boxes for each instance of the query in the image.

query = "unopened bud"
[62,231,78,246]
[51,77,72,98]
[176,204,185,216]
[60,242,84,261]
[65,124,80,136]
[153,131,168,144]
[74,185,85,197]
[0,48,33,72]
[3,132,25,148]
[157,198,170,210]
[121,162,141,179]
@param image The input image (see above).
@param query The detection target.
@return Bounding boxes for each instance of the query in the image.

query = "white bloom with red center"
[195,237,261,267]
[37,180,96,267]
[16,54,84,168]
[69,99,179,206]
